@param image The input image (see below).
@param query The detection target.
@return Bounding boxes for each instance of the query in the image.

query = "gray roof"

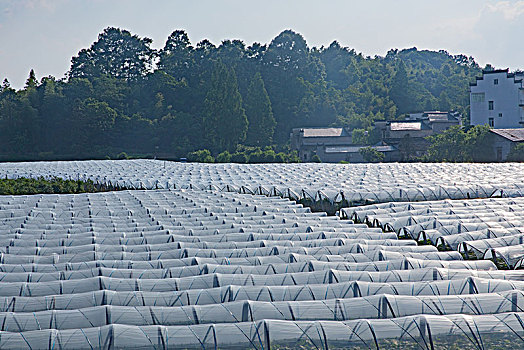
[302,128,347,138]
[427,113,450,121]
[490,129,524,142]
[325,145,397,153]
[390,122,423,131]
[407,111,460,123]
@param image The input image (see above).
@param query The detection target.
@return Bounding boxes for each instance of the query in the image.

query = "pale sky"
[1,0,523,89]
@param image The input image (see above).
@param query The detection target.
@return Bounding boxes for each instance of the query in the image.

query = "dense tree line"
[0,27,483,161]
[186,146,300,164]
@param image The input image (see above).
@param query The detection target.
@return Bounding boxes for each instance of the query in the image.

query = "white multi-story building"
[470,69,524,128]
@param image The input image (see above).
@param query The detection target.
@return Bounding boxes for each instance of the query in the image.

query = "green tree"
[425,126,468,162]
[311,154,322,163]
[231,151,249,163]
[216,151,232,163]
[262,30,325,143]
[389,60,410,114]
[425,125,493,162]
[1,78,12,92]
[25,69,38,89]
[263,30,311,74]
[187,149,214,163]
[507,143,524,162]
[244,72,275,146]
[0,93,39,155]
[63,78,94,101]
[359,146,384,162]
[438,91,451,111]
[140,71,190,116]
[217,40,246,68]
[465,125,493,162]
[158,30,194,80]
[69,27,155,80]
[351,128,369,145]
[39,76,67,153]
[70,98,117,152]
[157,112,200,156]
[318,41,357,89]
[203,61,248,153]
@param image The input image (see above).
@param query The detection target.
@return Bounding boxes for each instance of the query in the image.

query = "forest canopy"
[0,27,483,161]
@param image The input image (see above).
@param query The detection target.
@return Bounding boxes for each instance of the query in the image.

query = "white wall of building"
[470,70,524,128]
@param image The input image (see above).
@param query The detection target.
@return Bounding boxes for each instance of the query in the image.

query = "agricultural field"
[0,160,524,348]
[1,159,524,204]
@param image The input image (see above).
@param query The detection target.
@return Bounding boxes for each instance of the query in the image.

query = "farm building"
[488,128,524,161]
[374,111,462,159]
[290,127,352,162]
[291,111,460,162]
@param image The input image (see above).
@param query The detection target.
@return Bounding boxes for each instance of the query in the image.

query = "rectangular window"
[494,79,499,85]
[488,101,494,110]
[489,118,494,127]
[471,93,485,103]
[499,113,503,118]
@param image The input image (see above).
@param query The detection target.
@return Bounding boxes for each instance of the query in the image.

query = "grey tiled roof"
[490,128,524,142]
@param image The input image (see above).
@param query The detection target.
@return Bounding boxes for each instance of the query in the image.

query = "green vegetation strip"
[0,177,124,195]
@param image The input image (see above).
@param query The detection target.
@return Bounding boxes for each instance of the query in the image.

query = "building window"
[488,101,494,110]
[488,118,494,127]
[499,113,503,118]
[471,93,485,103]
[494,79,499,85]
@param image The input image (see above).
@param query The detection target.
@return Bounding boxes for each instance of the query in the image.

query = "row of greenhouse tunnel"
[345,197,524,269]
[1,160,524,348]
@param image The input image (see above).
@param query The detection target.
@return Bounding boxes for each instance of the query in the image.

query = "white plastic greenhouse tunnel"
[0,160,524,348]
[2,159,524,205]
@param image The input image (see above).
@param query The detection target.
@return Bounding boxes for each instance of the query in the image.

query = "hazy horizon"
[1,0,524,89]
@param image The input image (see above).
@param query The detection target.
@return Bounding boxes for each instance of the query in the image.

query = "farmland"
[0,160,524,348]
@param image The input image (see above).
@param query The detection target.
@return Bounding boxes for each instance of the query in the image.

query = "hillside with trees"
[0,27,483,161]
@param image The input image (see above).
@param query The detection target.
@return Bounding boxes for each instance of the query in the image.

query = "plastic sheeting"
[2,159,524,204]
[0,313,524,349]
[345,197,524,269]
[3,289,524,331]
[0,187,522,348]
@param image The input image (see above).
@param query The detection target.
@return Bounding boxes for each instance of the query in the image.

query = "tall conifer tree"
[389,61,410,114]
[25,69,37,89]
[203,61,248,153]
[244,72,275,146]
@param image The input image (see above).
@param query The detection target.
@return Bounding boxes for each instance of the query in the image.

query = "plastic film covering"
[345,197,524,268]
[1,313,524,349]
[2,159,524,204]
[0,187,522,348]
[4,289,524,331]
